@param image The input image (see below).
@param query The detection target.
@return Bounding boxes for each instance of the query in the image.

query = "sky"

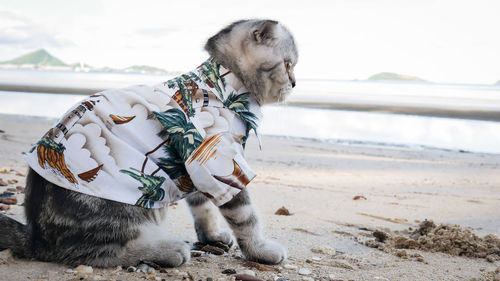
[1,0,499,84]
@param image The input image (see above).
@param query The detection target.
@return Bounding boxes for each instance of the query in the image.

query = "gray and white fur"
[0,19,298,267]
[205,19,298,104]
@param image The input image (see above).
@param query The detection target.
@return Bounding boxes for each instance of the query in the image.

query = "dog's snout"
[292,81,296,88]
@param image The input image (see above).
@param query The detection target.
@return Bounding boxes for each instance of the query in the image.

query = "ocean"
[1,69,500,154]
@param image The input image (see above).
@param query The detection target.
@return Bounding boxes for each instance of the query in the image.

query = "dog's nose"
[292,81,296,88]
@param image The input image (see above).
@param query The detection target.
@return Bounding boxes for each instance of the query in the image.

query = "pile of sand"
[366,220,500,262]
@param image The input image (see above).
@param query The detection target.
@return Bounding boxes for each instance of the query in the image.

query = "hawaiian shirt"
[24,60,261,208]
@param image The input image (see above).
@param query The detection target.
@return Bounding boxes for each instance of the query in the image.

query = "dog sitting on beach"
[0,19,298,267]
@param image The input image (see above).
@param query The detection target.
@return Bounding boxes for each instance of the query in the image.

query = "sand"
[1,113,500,281]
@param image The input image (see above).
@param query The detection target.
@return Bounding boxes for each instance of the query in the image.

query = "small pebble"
[274,206,292,216]
[169,269,180,276]
[191,250,203,257]
[0,179,7,186]
[65,269,77,274]
[302,277,314,281]
[310,246,336,255]
[239,270,255,276]
[168,269,188,278]
[275,278,287,281]
[222,269,237,275]
[0,191,14,198]
[234,274,264,281]
[201,245,225,255]
[298,268,311,276]
[7,179,18,184]
[127,266,136,272]
[137,263,150,272]
[283,264,298,270]
[75,265,93,274]
[16,185,26,192]
[0,198,17,205]
[0,204,10,211]
[243,261,279,272]
[0,167,10,174]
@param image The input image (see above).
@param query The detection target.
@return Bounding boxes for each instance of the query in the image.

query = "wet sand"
[0,114,499,280]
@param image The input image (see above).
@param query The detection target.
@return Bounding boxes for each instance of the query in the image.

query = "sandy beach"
[1,113,499,281]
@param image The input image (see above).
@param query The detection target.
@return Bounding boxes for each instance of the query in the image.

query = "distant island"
[0,49,175,75]
[495,80,500,85]
[368,72,427,82]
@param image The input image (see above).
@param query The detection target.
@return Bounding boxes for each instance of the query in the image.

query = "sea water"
[1,90,500,154]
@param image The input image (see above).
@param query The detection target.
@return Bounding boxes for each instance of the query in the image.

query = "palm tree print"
[157,144,186,180]
[119,169,166,208]
[166,73,200,116]
[198,61,226,100]
[152,108,203,161]
[150,108,202,193]
[223,92,259,144]
[34,137,78,184]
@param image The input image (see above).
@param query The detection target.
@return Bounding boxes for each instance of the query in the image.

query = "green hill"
[368,72,426,82]
[0,49,171,74]
[1,49,67,66]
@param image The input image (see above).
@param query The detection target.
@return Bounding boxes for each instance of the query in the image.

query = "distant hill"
[123,65,168,74]
[69,62,92,68]
[1,49,67,66]
[0,49,170,74]
[368,72,427,82]
[495,80,500,85]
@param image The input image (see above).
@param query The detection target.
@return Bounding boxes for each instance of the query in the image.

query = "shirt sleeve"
[184,133,256,206]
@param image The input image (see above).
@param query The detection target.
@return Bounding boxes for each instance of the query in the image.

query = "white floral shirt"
[24,60,261,208]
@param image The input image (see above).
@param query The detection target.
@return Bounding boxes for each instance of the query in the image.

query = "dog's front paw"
[241,239,286,265]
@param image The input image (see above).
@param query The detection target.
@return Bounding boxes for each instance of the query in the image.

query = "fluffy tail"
[0,214,32,258]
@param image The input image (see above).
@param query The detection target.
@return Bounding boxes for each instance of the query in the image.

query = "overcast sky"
[1,0,499,84]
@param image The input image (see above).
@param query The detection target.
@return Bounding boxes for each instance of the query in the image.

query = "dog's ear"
[253,20,278,43]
